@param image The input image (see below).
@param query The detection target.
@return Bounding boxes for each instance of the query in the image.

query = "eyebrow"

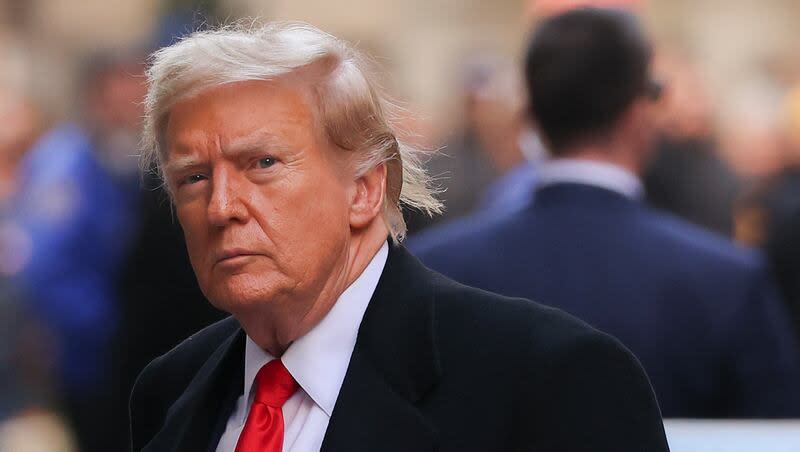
[223,131,290,158]
[163,156,204,176]
[164,130,289,175]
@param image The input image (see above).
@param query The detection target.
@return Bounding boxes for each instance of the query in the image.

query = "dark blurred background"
[0,0,799,451]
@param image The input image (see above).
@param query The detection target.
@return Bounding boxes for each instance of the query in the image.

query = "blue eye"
[257,157,276,169]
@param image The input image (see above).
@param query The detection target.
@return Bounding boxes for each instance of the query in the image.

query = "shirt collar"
[536,158,644,200]
[241,242,389,419]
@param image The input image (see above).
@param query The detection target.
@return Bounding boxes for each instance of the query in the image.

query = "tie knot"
[253,360,299,408]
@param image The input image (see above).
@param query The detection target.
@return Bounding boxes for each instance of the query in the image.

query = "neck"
[242,221,389,357]
[557,143,643,176]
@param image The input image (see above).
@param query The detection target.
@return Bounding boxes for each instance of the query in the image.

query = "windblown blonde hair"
[141,21,442,241]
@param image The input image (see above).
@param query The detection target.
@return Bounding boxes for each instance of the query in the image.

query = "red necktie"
[234,359,299,452]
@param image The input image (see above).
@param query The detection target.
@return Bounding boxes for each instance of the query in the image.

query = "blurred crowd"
[1,1,800,451]
[406,8,800,341]
[0,4,227,452]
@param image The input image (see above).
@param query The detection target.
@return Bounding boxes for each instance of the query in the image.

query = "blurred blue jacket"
[11,124,136,394]
[410,182,800,418]
[476,162,537,216]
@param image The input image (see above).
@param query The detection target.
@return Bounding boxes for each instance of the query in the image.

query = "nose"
[207,166,249,227]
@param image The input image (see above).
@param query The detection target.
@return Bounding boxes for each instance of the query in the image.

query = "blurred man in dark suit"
[411,7,800,418]
[737,87,800,336]
[130,21,668,452]
[643,53,740,236]
[759,169,800,334]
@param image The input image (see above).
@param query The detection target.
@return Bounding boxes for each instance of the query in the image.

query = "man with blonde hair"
[129,22,669,452]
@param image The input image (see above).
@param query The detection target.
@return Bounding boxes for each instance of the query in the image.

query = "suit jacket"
[410,183,800,418]
[130,243,669,451]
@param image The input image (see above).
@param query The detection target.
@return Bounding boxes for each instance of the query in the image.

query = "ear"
[629,99,654,128]
[612,99,647,142]
[349,162,388,229]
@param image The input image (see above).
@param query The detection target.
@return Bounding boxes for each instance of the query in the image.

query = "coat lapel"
[143,325,245,452]
[321,244,442,452]
[143,244,441,452]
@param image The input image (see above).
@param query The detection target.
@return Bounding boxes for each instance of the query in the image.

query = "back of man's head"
[524,7,655,155]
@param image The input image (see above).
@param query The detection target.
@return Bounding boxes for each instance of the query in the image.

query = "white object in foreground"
[664,419,800,452]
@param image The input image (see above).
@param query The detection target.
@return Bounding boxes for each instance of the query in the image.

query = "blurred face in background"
[86,61,147,175]
[0,91,40,199]
[163,80,355,324]
[651,52,714,139]
[465,63,527,173]
[89,61,147,131]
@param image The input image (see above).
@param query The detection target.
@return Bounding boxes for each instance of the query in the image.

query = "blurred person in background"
[469,66,543,216]
[7,53,147,451]
[0,279,76,452]
[110,12,227,448]
[412,7,800,418]
[735,83,800,336]
[406,57,540,233]
[0,89,42,204]
[643,52,741,236]
[0,87,75,451]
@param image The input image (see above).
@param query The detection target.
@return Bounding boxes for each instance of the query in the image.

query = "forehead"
[163,80,319,158]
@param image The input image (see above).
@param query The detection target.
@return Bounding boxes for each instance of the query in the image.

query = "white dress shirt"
[536,158,644,200]
[215,242,389,452]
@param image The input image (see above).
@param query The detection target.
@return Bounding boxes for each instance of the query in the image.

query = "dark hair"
[524,7,657,154]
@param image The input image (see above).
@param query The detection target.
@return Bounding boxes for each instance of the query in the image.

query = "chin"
[203,273,285,315]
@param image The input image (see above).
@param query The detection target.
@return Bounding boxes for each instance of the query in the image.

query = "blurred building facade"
[1,0,798,136]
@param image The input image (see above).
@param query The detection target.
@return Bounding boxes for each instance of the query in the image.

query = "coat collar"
[143,320,244,452]
[144,242,441,452]
[321,242,442,451]
[532,182,643,211]
[535,159,644,200]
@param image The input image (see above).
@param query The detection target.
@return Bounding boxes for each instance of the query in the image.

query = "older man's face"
[164,80,353,316]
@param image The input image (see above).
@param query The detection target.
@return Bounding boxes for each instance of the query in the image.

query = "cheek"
[258,169,351,263]
[296,171,350,234]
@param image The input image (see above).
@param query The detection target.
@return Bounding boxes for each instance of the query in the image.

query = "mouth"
[214,249,264,267]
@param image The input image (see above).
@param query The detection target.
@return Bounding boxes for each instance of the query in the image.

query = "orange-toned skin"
[164,80,389,356]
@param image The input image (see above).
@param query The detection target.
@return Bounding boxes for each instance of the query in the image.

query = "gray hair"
[141,21,442,241]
